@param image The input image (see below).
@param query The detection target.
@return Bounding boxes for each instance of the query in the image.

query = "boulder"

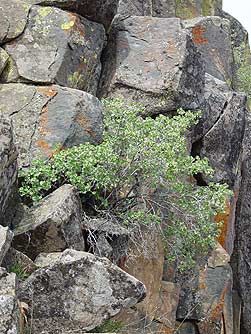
[13,184,85,260]
[0,0,31,44]
[182,16,233,84]
[27,0,119,30]
[18,249,146,333]
[0,226,13,265]
[0,114,18,227]
[3,6,106,94]
[99,16,205,115]
[0,83,103,167]
[176,243,233,334]
[0,268,21,334]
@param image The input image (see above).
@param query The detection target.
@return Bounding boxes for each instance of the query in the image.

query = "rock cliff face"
[0,0,251,333]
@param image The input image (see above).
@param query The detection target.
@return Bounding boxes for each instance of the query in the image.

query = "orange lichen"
[76,114,95,137]
[210,282,230,319]
[199,268,207,290]
[192,25,208,45]
[63,13,85,37]
[215,200,231,248]
[36,140,52,156]
[39,106,52,136]
[37,85,58,98]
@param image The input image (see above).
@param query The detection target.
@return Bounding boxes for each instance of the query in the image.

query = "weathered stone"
[3,6,106,94]
[176,244,233,334]
[121,229,164,320]
[117,0,222,19]
[176,321,198,334]
[0,48,9,76]
[19,249,146,333]
[99,16,204,115]
[13,184,85,260]
[82,216,129,263]
[0,114,18,227]
[27,0,119,30]
[182,16,233,84]
[0,83,103,167]
[0,226,13,266]
[0,0,31,44]
[2,247,37,275]
[192,75,246,188]
[155,281,180,329]
[0,268,21,334]
[231,114,251,334]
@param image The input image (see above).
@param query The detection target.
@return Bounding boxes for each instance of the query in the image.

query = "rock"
[2,247,37,275]
[0,268,21,334]
[19,248,146,333]
[82,216,129,263]
[13,184,85,260]
[0,83,103,167]
[121,228,164,320]
[231,114,251,334]
[27,0,119,30]
[0,48,9,76]
[182,16,232,84]
[117,0,222,19]
[192,75,247,188]
[176,244,233,334]
[3,6,106,94]
[0,114,18,227]
[176,321,199,334]
[0,227,13,266]
[155,281,180,329]
[0,0,31,44]
[99,16,204,115]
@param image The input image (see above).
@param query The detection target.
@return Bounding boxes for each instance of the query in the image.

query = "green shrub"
[19,98,231,268]
[90,320,124,333]
[9,262,30,279]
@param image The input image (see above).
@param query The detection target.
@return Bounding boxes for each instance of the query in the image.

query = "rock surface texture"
[19,249,146,334]
[0,0,250,333]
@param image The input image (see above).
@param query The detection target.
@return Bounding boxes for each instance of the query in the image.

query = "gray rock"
[182,16,233,84]
[2,247,37,275]
[192,74,247,188]
[0,0,31,44]
[3,6,106,94]
[176,321,198,334]
[27,0,119,30]
[0,114,18,227]
[0,268,20,334]
[231,114,251,334]
[13,184,85,260]
[0,83,103,167]
[0,226,13,266]
[0,48,9,76]
[99,16,205,115]
[19,248,146,333]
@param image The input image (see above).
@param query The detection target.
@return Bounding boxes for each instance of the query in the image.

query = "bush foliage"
[19,98,231,268]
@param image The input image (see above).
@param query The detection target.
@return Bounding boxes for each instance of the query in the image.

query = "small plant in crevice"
[90,319,124,333]
[9,262,30,279]
[19,97,232,269]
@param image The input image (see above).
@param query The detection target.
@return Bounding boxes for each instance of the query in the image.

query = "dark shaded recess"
[191,139,208,186]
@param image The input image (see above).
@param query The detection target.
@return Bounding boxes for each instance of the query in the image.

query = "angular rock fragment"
[182,16,233,83]
[0,268,21,334]
[99,16,204,115]
[13,185,85,260]
[0,48,9,76]
[19,249,146,333]
[0,83,103,167]
[176,243,233,334]
[0,0,31,44]
[27,0,119,30]
[0,226,13,266]
[3,6,106,94]
[192,74,246,188]
[2,247,37,275]
[0,114,18,227]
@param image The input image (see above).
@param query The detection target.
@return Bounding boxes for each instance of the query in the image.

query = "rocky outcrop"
[0,84,103,167]
[99,16,204,115]
[0,115,18,227]
[2,6,106,94]
[13,185,85,259]
[19,249,146,333]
